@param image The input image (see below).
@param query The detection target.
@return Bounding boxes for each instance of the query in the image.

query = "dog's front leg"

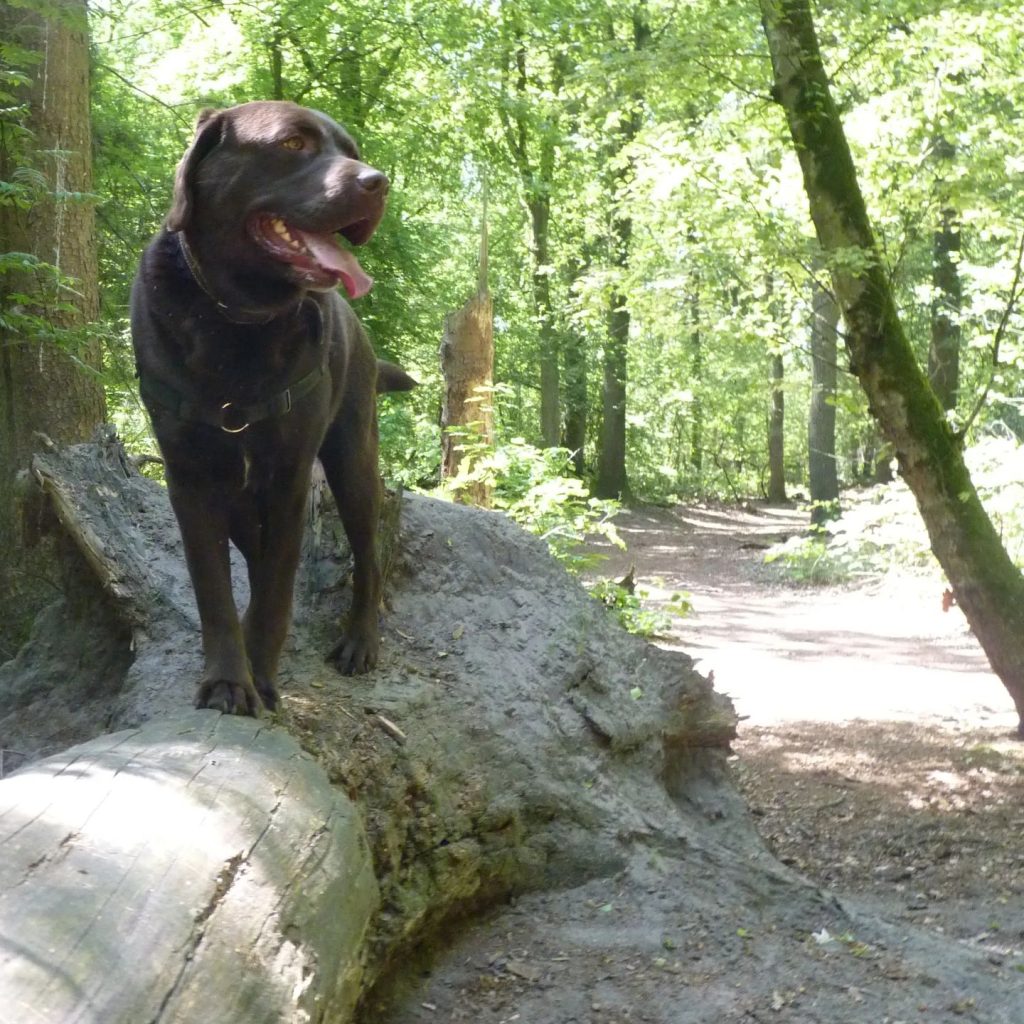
[166,478,260,715]
[237,479,311,712]
[318,419,382,675]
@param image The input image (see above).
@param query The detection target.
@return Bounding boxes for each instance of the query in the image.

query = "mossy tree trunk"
[928,201,962,412]
[761,0,1024,734]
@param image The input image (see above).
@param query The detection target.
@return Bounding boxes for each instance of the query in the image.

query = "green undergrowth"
[440,435,691,635]
[766,438,1024,585]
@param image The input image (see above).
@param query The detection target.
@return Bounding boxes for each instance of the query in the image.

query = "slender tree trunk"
[269,29,285,100]
[808,277,839,523]
[689,272,703,474]
[440,194,494,507]
[595,5,649,500]
[928,201,962,412]
[498,22,562,448]
[0,0,105,655]
[597,292,630,499]
[530,194,561,447]
[761,0,1024,733]
[767,353,787,503]
[562,256,588,477]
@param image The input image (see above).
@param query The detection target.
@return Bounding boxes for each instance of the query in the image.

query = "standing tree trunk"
[497,22,562,448]
[530,192,561,447]
[440,195,494,507]
[562,254,589,477]
[808,276,840,523]
[928,200,962,412]
[689,268,704,475]
[595,5,649,500]
[0,0,105,656]
[764,273,786,503]
[767,352,787,503]
[761,0,1024,734]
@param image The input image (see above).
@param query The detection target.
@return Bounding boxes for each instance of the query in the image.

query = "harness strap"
[139,363,326,434]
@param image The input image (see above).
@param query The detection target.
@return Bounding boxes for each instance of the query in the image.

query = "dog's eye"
[280,136,305,151]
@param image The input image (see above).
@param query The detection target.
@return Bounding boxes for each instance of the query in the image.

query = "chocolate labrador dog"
[131,100,413,716]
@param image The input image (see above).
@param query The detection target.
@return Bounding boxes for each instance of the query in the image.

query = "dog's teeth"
[272,219,294,242]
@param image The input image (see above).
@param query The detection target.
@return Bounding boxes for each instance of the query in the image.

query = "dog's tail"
[376,360,417,394]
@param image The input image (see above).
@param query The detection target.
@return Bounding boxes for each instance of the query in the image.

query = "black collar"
[177,231,278,325]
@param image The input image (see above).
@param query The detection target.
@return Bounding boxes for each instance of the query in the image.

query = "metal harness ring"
[220,402,250,434]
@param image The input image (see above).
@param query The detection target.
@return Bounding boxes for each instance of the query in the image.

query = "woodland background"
[2,0,1024,655]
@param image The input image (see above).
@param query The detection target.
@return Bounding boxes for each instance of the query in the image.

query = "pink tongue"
[295,229,374,298]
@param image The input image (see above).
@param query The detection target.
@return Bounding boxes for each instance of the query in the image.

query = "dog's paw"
[253,677,280,713]
[328,632,379,676]
[195,678,262,717]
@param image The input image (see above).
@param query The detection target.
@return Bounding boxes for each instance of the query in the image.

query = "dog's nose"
[357,168,389,195]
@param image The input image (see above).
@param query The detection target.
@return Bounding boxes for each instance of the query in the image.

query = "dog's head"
[167,101,388,299]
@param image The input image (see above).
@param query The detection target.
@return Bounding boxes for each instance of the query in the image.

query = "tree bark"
[0,0,105,656]
[761,0,1024,733]
[808,276,839,522]
[767,353,787,503]
[440,196,494,507]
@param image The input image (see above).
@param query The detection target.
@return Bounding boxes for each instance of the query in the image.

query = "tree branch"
[957,229,1024,441]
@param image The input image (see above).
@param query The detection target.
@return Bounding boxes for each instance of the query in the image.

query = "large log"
[0,713,376,1024]
[0,432,737,1020]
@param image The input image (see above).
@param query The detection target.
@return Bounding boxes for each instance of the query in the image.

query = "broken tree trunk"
[439,188,494,507]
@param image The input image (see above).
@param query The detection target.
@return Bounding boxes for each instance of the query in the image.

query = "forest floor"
[382,499,1024,1024]
[590,501,1024,949]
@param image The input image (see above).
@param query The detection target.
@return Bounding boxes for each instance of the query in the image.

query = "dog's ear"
[166,108,224,232]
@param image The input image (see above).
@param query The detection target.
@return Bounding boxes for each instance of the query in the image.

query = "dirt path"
[590,503,1024,944]
[588,503,1014,729]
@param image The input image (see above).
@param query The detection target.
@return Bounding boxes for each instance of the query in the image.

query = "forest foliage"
[8,0,1024,505]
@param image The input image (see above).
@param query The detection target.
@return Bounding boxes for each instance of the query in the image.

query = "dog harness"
[137,234,328,433]
[139,362,326,434]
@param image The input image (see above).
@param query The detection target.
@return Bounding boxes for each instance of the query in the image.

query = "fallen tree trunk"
[0,431,737,1021]
[0,713,376,1024]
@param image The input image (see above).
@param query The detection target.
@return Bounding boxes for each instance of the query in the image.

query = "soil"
[380,501,1024,1024]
